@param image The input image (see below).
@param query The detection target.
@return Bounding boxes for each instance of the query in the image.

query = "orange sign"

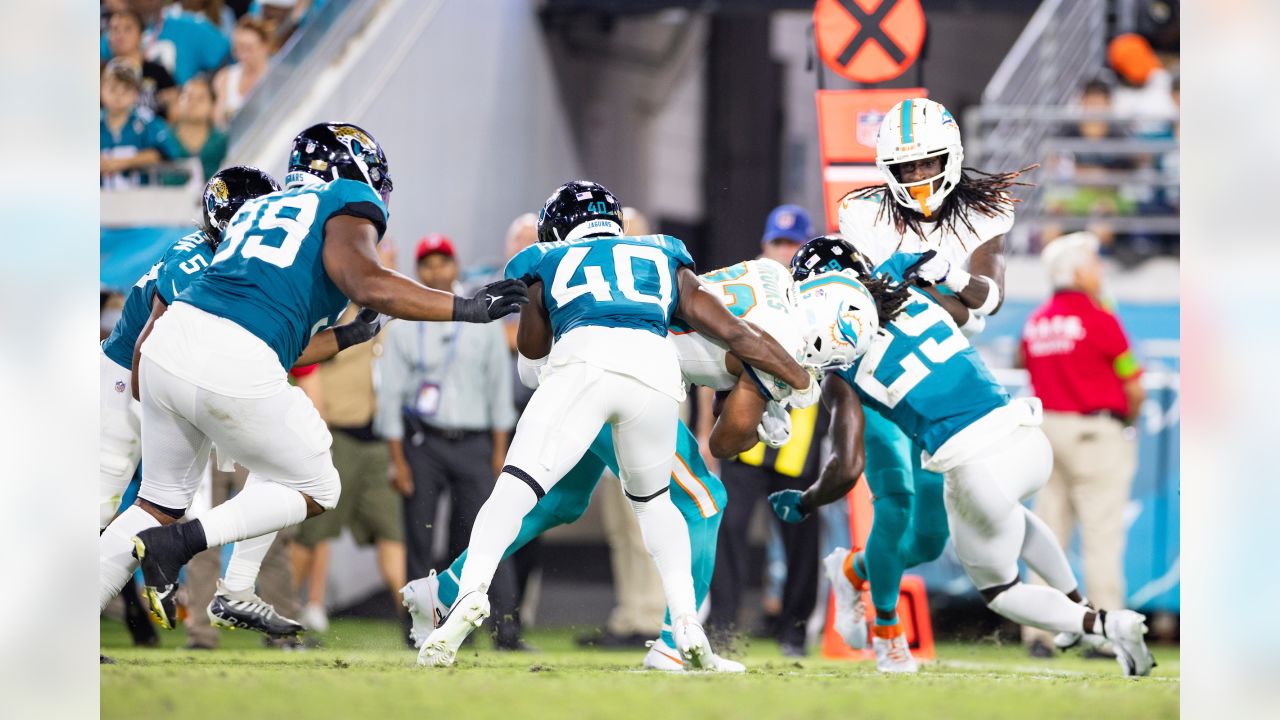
[814,0,926,84]
[815,88,926,230]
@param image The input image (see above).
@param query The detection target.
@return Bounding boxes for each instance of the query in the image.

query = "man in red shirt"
[1019,232,1145,657]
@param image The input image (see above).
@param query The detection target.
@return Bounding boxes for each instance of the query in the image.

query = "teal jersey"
[504,234,694,341]
[101,231,214,370]
[179,179,388,369]
[100,9,230,85]
[835,253,1009,454]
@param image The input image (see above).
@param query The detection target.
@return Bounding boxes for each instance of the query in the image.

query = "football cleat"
[300,603,329,633]
[401,571,446,649]
[824,547,868,650]
[642,639,685,672]
[672,615,715,670]
[871,623,918,673]
[131,528,185,630]
[207,579,304,637]
[417,589,490,668]
[1104,609,1155,677]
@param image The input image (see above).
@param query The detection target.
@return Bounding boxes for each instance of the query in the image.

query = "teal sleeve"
[325,179,389,237]
[156,243,211,303]
[198,20,231,71]
[661,234,695,269]
[503,245,541,282]
[874,252,928,283]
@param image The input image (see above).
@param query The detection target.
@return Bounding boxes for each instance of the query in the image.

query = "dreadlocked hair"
[862,272,912,328]
[846,164,1038,240]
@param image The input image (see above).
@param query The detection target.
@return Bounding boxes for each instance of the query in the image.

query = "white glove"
[756,401,792,448]
[914,253,952,285]
[785,367,822,409]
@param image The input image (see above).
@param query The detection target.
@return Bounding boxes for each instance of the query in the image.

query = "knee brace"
[980,577,1019,606]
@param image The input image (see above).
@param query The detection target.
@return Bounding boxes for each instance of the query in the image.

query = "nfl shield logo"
[114,380,127,393]
[856,110,885,148]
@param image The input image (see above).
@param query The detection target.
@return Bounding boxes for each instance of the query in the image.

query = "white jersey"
[837,191,1014,270]
[670,258,805,393]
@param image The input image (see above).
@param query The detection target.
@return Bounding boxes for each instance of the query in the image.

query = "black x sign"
[835,0,906,66]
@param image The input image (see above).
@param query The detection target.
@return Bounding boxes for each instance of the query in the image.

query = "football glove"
[786,367,822,410]
[333,307,391,350]
[453,278,529,323]
[768,489,809,524]
[756,401,792,448]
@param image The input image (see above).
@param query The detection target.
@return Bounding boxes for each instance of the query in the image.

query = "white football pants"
[137,358,340,512]
[100,350,142,528]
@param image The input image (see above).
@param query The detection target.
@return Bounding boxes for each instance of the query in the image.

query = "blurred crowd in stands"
[1042,17,1179,263]
[100,0,320,188]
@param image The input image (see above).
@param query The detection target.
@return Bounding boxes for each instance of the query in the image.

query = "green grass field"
[101,619,1179,720]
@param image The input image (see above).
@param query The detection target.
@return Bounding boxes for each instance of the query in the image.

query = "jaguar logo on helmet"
[209,178,229,202]
[333,125,374,148]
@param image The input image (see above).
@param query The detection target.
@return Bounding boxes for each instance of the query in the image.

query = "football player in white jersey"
[827,98,1035,671]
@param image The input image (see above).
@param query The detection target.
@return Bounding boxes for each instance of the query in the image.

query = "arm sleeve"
[661,234,695,271]
[325,180,389,237]
[503,246,539,283]
[487,326,517,432]
[375,325,409,441]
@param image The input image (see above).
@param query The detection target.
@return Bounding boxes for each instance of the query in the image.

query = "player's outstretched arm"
[130,293,168,400]
[953,235,1006,315]
[322,215,528,323]
[707,372,769,458]
[672,267,810,392]
[799,373,866,511]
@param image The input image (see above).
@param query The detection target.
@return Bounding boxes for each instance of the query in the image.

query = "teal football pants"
[861,406,949,623]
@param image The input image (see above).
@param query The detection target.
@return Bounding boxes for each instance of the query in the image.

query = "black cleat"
[131,527,186,630]
[121,576,159,646]
[207,580,304,637]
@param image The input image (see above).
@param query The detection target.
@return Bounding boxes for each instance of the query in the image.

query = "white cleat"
[672,615,714,670]
[1104,609,1155,677]
[642,639,685,672]
[823,547,868,650]
[644,637,745,673]
[401,571,446,649]
[417,589,490,668]
[871,624,918,673]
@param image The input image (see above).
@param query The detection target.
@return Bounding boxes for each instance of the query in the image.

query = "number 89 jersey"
[835,254,1009,455]
[179,179,388,369]
[504,233,694,341]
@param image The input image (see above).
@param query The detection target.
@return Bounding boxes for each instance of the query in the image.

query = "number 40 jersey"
[178,178,388,370]
[504,233,695,400]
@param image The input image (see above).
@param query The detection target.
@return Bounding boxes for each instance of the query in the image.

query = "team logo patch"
[576,191,594,201]
[857,110,885,147]
[114,380,127,393]
[775,210,796,229]
[941,108,957,128]
[332,125,374,148]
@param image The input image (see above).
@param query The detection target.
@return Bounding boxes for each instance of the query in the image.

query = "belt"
[423,425,489,442]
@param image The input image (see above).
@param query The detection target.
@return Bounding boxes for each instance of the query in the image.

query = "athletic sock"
[1084,610,1108,637]
[1019,507,1078,593]
[197,480,307,548]
[874,611,899,627]
[99,505,159,612]
[629,492,696,619]
[221,532,277,594]
[843,549,868,590]
[458,474,539,597]
[987,582,1090,635]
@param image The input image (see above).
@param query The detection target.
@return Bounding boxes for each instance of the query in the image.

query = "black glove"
[453,278,529,323]
[332,307,390,350]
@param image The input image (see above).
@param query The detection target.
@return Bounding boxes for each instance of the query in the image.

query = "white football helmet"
[796,269,880,370]
[875,98,963,217]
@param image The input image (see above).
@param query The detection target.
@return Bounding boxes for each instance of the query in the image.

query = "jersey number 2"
[855,297,967,408]
[213,194,319,269]
[550,245,673,309]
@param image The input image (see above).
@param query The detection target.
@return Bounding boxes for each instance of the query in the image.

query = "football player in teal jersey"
[111,123,529,634]
[768,243,1155,677]
[417,180,817,669]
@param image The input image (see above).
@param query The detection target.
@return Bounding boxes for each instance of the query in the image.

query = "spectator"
[178,0,238,36]
[105,9,177,118]
[101,0,230,86]
[378,235,526,649]
[291,304,405,636]
[706,204,823,657]
[169,75,228,181]
[1019,232,1145,658]
[1044,80,1135,219]
[100,60,186,189]
[213,16,272,127]
[257,0,313,53]
[575,207,668,650]
[1108,33,1177,126]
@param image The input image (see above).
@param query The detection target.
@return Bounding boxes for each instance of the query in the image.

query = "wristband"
[958,311,986,337]
[973,276,1001,316]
